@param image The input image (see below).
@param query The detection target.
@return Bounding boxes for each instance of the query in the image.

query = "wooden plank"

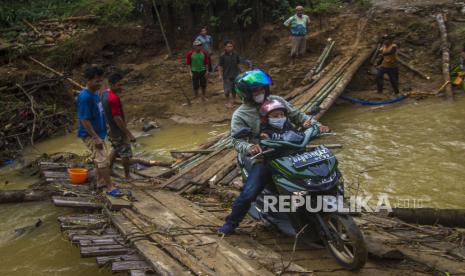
[105,195,132,210]
[132,190,274,276]
[145,190,308,273]
[79,238,124,247]
[218,167,240,186]
[97,254,143,267]
[108,211,188,276]
[52,196,102,209]
[134,240,190,276]
[135,166,174,178]
[112,260,153,272]
[122,208,216,276]
[160,148,228,190]
[80,244,132,257]
[71,234,121,243]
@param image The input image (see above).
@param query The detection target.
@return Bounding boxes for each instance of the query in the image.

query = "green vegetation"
[0,0,134,27]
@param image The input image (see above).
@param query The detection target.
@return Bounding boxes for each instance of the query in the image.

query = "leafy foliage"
[0,0,134,27]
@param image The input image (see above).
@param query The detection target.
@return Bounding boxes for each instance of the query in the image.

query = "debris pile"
[0,76,74,161]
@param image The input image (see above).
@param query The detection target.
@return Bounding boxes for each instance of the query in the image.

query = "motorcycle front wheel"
[322,213,367,271]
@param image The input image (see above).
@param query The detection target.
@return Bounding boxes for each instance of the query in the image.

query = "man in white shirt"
[284,6,311,60]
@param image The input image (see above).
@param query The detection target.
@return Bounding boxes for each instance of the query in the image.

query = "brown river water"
[1,96,464,275]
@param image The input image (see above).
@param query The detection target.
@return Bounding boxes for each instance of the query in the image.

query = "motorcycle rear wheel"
[322,213,367,270]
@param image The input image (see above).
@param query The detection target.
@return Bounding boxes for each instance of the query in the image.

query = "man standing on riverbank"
[195,27,213,73]
[186,40,209,101]
[218,40,251,108]
[77,67,121,197]
[101,73,136,182]
[376,35,400,94]
[284,5,311,61]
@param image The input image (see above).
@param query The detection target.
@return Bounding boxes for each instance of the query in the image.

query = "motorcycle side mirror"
[232,128,252,139]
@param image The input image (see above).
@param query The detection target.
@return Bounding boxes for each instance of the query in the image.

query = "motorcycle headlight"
[306,171,338,186]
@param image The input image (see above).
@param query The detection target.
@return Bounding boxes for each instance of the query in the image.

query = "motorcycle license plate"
[290,147,333,168]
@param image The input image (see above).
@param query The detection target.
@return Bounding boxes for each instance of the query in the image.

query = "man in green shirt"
[186,40,209,101]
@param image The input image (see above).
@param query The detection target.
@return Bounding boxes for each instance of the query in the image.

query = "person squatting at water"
[375,34,400,94]
[101,73,136,182]
[76,66,122,197]
[218,69,330,235]
[186,40,209,101]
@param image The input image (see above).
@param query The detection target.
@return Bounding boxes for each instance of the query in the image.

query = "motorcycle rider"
[218,69,329,235]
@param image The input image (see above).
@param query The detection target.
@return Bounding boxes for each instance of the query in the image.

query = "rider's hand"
[259,133,270,139]
[248,144,262,156]
[319,125,330,133]
[303,119,313,128]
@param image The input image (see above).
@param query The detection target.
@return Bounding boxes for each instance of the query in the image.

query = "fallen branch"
[22,19,44,37]
[16,84,37,145]
[28,57,83,89]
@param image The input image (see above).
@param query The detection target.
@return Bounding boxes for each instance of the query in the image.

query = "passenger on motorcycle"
[218,69,329,235]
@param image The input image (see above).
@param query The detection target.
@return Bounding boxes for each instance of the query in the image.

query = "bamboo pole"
[435,13,453,100]
[152,0,172,56]
[397,57,430,80]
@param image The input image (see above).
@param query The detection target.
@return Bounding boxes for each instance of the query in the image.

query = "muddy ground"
[1,0,464,127]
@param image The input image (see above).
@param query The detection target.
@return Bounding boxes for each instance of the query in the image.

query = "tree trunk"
[435,13,453,100]
[0,189,51,203]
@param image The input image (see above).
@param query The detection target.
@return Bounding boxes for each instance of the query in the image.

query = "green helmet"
[234,69,273,102]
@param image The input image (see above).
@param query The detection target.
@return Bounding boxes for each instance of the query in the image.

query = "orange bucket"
[68,168,88,184]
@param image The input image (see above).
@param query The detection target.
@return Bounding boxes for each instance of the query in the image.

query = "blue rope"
[339,95,407,106]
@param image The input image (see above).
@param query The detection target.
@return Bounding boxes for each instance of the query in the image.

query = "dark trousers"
[225,162,272,225]
[376,67,399,94]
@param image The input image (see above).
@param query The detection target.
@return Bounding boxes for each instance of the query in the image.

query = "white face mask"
[253,93,265,103]
[268,117,287,129]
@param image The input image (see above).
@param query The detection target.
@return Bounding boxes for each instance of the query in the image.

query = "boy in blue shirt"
[77,67,121,197]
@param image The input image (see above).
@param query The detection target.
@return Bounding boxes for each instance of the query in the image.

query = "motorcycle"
[234,126,367,271]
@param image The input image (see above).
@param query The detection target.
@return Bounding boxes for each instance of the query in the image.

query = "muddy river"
[1,96,464,275]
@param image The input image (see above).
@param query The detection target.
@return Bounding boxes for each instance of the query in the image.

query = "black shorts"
[192,70,207,90]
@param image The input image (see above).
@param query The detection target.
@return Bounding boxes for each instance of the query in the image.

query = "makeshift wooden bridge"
[45,29,465,275]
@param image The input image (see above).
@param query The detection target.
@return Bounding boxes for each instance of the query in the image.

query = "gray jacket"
[231,95,320,155]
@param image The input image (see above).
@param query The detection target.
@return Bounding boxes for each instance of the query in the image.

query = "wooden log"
[160,148,228,190]
[0,189,50,203]
[435,13,453,100]
[112,260,153,273]
[80,244,132,257]
[218,167,240,186]
[96,254,143,266]
[397,57,430,80]
[52,196,102,209]
[316,48,372,119]
[190,150,237,186]
[390,208,465,228]
[28,57,84,89]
